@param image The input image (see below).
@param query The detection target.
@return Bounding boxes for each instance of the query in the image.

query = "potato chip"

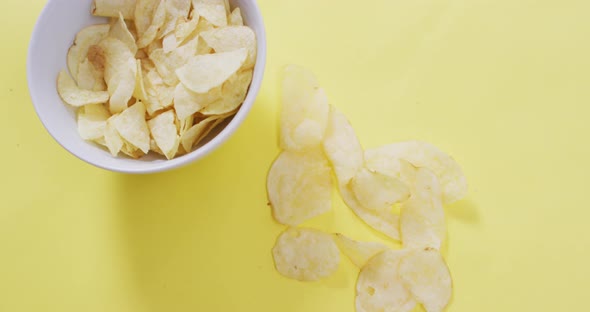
[200,26,257,69]
[133,60,149,101]
[145,69,174,113]
[365,142,467,204]
[228,8,244,26]
[280,65,330,152]
[180,112,231,152]
[191,0,227,27]
[67,24,110,82]
[322,105,364,184]
[356,250,416,312]
[267,148,332,226]
[57,70,110,107]
[158,0,192,39]
[272,227,340,281]
[175,16,200,43]
[174,83,221,120]
[76,58,106,91]
[148,110,180,159]
[112,101,150,154]
[109,13,138,55]
[77,104,110,140]
[176,48,247,93]
[400,168,446,250]
[104,115,124,156]
[134,0,160,37]
[333,234,388,268]
[200,69,252,115]
[121,141,145,159]
[150,35,199,86]
[399,248,452,312]
[350,167,410,214]
[136,0,167,49]
[99,37,137,114]
[92,0,136,20]
[339,183,401,241]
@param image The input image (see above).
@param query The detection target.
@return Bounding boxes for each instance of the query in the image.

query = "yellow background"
[1,0,589,311]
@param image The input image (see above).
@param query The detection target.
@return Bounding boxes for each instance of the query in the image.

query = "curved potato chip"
[176,48,247,93]
[200,69,252,115]
[339,183,401,241]
[76,58,106,91]
[350,167,410,214]
[112,101,150,154]
[399,248,452,312]
[67,24,110,82]
[137,0,167,49]
[57,70,109,107]
[191,0,227,27]
[92,0,136,20]
[174,16,199,44]
[121,141,145,159]
[365,142,467,204]
[77,104,110,140]
[133,60,149,101]
[158,0,192,38]
[144,69,174,115]
[180,114,220,152]
[267,148,332,226]
[104,115,124,156]
[322,105,364,184]
[333,234,388,268]
[228,8,243,26]
[148,110,180,159]
[150,35,199,86]
[99,37,137,114]
[272,227,340,281]
[280,65,330,152]
[109,12,138,55]
[356,250,416,312]
[200,26,257,69]
[401,168,446,250]
[174,83,221,120]
[134,0,160,37]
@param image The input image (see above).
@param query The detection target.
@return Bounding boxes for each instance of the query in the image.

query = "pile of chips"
[267,66,468,312]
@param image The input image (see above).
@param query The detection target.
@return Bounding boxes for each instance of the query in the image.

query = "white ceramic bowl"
[28,0,266,174]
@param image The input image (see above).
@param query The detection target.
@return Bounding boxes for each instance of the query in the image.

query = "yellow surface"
[1,0,589,311]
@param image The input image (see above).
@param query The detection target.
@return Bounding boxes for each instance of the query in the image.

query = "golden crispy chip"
[322,105,364,184]
[99,37,137,114]
[280,65,330,152]
[333,234,388,268]
[191,0,227,27]
[67,24,110,82]
[401,168,446,250]
[144,69,174,114]
[150,35,199,86]
[174,83,221,120]
[111,101,150,153]
[200,69,252,115]
[76,58,106,91]
[180,113,229,151]
[92,0,136,20]
[158,0,192,38]
[228,8,244,26]
[136,0,167,49]
[365,142,467,204]
[104,115,124,156]
[272,227,340,281]
[133,60,149,101]
[109,13,138,55]
[267,148,332,226]
[399,248,452,312]
[134,0,160,37]
[148,110,180,159]
[176,48,247,93]
[121,141,145,159]
[77,104,110,140]
[350,167,410,213]
[174,16,200,44]
[356,250,416,312]
[57,70,109,107]
[200,26,257,69]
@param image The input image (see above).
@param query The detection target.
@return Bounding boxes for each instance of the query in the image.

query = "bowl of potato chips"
[28,0,266,173]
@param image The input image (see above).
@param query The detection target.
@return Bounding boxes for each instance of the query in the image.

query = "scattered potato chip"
[76,58,106,91]
[109,13,138,55]
[322,105,364,184]
[92,0,137,20]
[148,110,180,159]
[356,250,416,312]
[280,65,330,152]
[228,8,244,26]
[77,104,110,140]
[99,37,137,114]
[333,234,388,268]
[174,83,221,120]
[112,101,150,154]
[200,69,253,115]
[272,227,340,281]
[191,0,227,27]
[57,70,110,107]
[176,48,247,93]
[399,248,452,312]
[136,0,167,48]
[267,148,332,226]
[401,168,446,250]
[67,24,110,82]
[365,142,467,204]
[200,26,257,69]
[104,115,124,156]
[350,167,410,214]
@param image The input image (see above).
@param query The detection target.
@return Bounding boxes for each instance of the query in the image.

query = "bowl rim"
[27,0,267,174]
